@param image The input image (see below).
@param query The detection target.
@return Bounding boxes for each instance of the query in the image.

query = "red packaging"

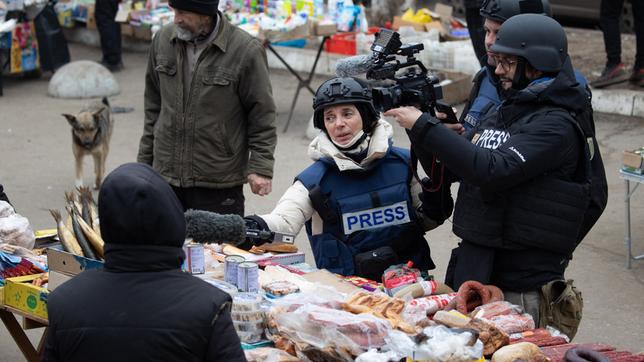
[382,261,421,296]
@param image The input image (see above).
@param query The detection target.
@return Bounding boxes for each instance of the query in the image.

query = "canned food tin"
[224,255,245,286]
[182,243,205,274]
[237,262,259,293]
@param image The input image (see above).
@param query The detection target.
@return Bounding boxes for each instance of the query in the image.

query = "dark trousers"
[95,0,122,65]
[600,0,644,69]
[171,185,245,216]
[466,6,487,67]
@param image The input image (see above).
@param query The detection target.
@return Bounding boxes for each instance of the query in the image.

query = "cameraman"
[244,77,453,280]
[458,0,589,132]
[385,15,587,332]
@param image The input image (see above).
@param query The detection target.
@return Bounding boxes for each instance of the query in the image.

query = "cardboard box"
[623,149,644,169]
[3,274,49,320]
[312,21,337,37]
[121,23,135,37]
[86,5,96,30]
[47,248,104,291]
[433,3,469,41]
[437,70,473,105]
[392,16,427,32]
[134,25,153,41]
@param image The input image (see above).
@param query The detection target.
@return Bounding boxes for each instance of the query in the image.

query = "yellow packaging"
[3,273,49,320]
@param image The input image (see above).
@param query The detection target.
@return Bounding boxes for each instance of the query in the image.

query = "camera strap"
[409,146,444,192]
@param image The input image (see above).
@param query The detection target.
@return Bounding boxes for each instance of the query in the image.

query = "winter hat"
[98,163,186,247]
[169,0,219,16]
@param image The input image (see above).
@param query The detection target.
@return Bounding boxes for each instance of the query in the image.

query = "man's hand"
[384,107,423,130]
[444,123,465,134]
[248,173,272,196]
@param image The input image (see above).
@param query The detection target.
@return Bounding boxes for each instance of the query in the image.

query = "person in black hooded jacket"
[0,183,10,206]
[43,163,246,362]
[385,14,588,326]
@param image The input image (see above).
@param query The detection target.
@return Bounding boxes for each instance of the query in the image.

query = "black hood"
[98,163,186,247]
[504,56,588,115]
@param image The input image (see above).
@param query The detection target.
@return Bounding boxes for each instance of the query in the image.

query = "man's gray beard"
[176,26,197,41]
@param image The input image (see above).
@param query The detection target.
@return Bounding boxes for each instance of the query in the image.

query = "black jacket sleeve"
[0,184,11,206]
[408,112,579,193]
[205,306,247,362]
[41,324,59,362]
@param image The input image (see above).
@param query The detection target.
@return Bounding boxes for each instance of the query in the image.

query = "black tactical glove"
[419,177,454,224]
[237,215,272,250]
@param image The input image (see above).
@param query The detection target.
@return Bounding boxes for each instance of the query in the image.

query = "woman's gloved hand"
[237,215,271,250]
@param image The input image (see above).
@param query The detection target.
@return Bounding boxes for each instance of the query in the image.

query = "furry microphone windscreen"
[335,54,376,77]
[184,209,246,244]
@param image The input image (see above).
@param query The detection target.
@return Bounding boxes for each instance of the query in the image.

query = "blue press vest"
[463,67,590,131]
[295,147,418,276]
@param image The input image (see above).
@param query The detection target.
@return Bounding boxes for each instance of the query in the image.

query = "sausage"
[457,281,491,314]
[564,348,611,362]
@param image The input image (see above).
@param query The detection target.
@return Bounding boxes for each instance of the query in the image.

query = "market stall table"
[0,305,48,362]
[619,169,644,268]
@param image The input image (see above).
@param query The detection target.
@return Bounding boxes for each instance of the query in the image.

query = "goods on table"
[466,318,511,357]
[342,291,415,333]
[232,292,266,344]
[446,280,505,314]
[48,188,104,260]
[0,200,35,249]
[262,280,299,296]
[492,342,548,362]
[402,293,457,325]
[471,301,536,335]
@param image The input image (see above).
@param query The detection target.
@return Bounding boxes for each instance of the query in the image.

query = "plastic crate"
[325,27,379,56]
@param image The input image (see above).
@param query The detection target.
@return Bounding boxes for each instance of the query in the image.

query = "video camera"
[365,29,446,115]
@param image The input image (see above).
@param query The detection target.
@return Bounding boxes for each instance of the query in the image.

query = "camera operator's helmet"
[480,0,551,23]
[491,14,567,73]
[312,77,379,133]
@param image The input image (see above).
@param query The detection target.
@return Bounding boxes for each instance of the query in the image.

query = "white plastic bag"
[0,211,35,249]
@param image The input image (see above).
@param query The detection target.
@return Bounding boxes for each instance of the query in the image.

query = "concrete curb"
[591,89,644,118]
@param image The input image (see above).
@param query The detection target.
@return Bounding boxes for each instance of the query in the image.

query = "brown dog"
[62,97,114,189]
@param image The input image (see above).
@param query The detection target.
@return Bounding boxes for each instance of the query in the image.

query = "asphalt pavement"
[0,42,643,361]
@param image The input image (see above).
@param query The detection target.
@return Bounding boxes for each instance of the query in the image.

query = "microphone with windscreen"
[184,209,295,247]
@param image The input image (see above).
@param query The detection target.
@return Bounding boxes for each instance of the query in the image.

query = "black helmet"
[491,14,567,73]
[480,0,551,23]
[312,77,379,132]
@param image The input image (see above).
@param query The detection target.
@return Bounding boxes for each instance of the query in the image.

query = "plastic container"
[233,319,265,332]
[237,330,264,344]
[231,310,265,322]
[232,292,263,312]
[325,27,379,55]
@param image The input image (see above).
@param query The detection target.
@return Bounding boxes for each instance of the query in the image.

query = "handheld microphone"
[184,209,295,246]
[335,54,376,77]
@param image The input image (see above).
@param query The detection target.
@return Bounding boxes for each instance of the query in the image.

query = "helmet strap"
[511,58,531,90]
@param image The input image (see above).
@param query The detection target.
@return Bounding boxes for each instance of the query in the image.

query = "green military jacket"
[138,13,277,188]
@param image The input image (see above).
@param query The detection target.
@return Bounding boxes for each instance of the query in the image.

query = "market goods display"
[492,342,549,362]
[0,201,35,249]
[48,188,104,260]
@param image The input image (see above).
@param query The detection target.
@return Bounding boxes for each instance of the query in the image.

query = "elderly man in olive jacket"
[138,0,277,215]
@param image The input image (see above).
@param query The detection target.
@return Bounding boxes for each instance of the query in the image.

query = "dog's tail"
[101,97,110,108]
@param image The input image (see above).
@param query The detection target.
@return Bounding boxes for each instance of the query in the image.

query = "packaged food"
[233,319,265,332]
[237,330,264,344]
[231,310,265,322]
[382,262,422,297]
[262,280,300,296]
[232,292,263,312]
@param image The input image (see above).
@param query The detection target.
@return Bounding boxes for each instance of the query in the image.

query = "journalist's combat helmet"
[312,77,379,132]
[491,13,568,73]
[480,0,551,23]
